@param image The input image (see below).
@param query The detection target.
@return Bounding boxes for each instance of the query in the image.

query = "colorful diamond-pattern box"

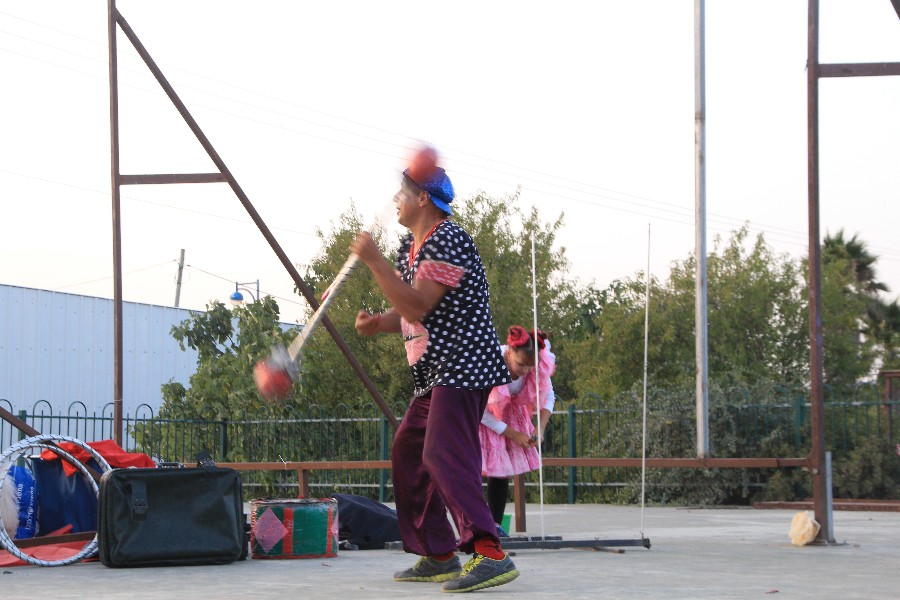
[250,498,338,559]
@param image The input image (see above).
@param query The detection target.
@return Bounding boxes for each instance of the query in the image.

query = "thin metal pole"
[174,248,185,307]
[694,0,710,457]
[806,0,833,543]
[825,451,834,542]
[641,223,651,535]
[107,0,124,446]
[530,231,546,540]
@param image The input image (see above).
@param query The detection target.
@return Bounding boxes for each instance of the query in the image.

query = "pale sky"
[2,1,899,325]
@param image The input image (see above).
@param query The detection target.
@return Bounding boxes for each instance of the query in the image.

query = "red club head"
[405,146,439,185]
[253,359,294,401]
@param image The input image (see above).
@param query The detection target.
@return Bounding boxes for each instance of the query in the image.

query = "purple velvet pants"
[391,386,499,555]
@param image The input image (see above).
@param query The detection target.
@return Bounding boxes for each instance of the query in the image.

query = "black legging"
[486,477,510,525]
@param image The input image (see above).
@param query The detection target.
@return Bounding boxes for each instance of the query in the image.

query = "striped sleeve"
[416,259,465,288]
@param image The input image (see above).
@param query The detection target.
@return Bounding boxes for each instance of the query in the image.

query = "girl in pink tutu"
[480,325,556,535]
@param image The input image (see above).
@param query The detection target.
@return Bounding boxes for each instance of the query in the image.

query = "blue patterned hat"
[403,149,455,215]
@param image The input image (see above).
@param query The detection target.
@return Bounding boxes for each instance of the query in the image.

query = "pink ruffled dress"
[480,344,556,477]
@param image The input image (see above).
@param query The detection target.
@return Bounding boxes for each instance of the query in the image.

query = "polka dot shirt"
[396,220,511,397]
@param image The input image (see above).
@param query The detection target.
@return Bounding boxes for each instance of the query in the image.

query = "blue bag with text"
[2,465,38,539]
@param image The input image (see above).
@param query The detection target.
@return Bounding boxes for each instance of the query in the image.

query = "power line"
[0,168,319,239]
[0,18,803,241]
[182,264,306,309]
[3,10,897,273]
[55,259,174,290]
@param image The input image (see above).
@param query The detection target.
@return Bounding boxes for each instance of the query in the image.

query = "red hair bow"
[506,325,530,348]
[530,328,547,350]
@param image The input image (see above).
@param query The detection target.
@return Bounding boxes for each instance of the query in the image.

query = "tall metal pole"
[806,0,832,543]
[694,0,710,457]
[174,248,185,307]
[107,0,124,446]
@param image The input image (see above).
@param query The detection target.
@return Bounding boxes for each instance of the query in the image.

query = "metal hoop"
[0,435,112,566]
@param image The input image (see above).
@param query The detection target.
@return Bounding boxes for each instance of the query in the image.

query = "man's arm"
[352,232,449,323]
[356,308,401,336]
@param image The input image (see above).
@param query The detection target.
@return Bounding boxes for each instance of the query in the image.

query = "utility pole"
[174,248,185,307]
[694,0,710,457]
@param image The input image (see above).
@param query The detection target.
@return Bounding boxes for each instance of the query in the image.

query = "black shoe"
[441,553,519,593]
[394,555,462,582]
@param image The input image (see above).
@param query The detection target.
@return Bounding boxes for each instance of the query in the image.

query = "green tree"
[703,227,808,387]
[575,226,808,399]
[567,276,657,400]
[132,296,301,464]
[160,296,296,418]
[873,299,900,369]
[822,229,898,379]
[572,227,897,400]
[823,229,888,297]
[817,258,876,392]
[296,204,411,413]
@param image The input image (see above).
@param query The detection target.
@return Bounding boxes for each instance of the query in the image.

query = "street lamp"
[230,280,259,306]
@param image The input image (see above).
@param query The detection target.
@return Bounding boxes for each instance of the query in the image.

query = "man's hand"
[355,310,380,337]
[350,231,381,266]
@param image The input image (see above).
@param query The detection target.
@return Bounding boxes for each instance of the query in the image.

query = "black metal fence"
[2,386,897,503]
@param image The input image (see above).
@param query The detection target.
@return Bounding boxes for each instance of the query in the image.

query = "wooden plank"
[754,500,900,512]
[14,531,95,549]
[219,460,391,471]
[513,473,526,533]
[541,457,809,469]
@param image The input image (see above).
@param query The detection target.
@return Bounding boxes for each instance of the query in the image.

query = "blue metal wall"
[0,284,199,416]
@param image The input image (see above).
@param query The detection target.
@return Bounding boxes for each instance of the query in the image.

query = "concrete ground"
[3,503,899,599]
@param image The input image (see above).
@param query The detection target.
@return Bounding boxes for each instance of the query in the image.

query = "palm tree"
[823,229,889,297]
[873,299,900,369]
[823,229,898,372]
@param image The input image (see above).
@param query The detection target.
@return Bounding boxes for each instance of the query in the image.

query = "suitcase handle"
[129,481,149,521]
[197,450,217,473]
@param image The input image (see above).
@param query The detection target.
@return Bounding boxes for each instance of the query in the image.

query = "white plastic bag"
[788,510,820,546]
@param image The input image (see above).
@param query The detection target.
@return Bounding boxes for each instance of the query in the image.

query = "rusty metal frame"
[104,1,398,448]
[503,0,900,539]
[805,0,900,543]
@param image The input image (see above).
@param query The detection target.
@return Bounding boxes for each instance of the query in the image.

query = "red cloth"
[0,540,91,567]
[0,525,99,567]
[40,439,155,476]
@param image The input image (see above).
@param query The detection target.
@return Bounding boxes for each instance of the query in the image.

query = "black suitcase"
[98,462,245,567]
